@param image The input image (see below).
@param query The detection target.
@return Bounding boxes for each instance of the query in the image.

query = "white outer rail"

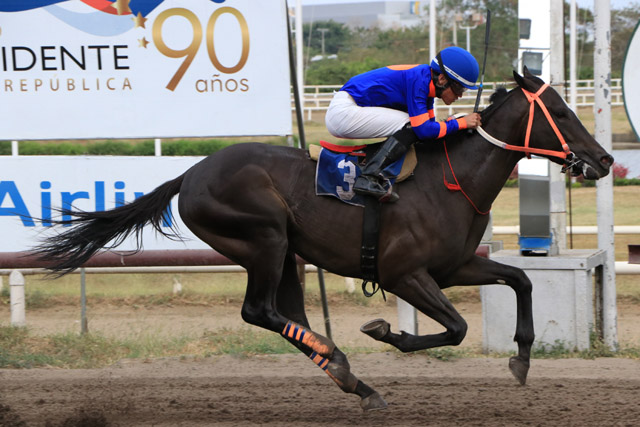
[493,225,640,235]
[294,79,625,118]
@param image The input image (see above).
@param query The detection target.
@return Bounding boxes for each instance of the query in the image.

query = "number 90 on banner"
[152,7,250,91]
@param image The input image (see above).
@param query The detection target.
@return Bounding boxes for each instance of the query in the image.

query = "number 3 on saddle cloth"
[311,140,417,207]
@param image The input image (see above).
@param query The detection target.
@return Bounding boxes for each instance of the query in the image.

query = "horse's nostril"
[601,155,614,166]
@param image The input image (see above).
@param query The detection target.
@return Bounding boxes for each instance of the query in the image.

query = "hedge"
[0,138,290,156]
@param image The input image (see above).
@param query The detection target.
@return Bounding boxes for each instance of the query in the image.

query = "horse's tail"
[32,173,186,276]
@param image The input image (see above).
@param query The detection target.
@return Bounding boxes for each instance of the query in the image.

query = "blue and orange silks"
[340,64,467,141]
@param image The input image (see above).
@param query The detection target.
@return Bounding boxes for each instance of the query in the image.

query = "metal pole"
[549,0,567,255]
[286,0,307,150]
[154,138,162,156]
[569,0,577,111]
[295,0,304,110]
[429,0,436,58]
[81,267,88,335]
[453,20,457,46]
[594,0,617,350]
[317,28,329,57]
[466,27,471,52]
[11,141,18,156]
[317,268,332,340]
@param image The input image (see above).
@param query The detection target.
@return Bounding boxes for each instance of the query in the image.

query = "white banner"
[0,156,210,252]
[0,0,292,139]
[623,21,640,141]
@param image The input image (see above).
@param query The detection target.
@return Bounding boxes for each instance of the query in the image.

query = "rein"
[441,142,490,215]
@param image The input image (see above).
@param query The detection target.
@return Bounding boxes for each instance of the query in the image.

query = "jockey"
[325,46,482,202]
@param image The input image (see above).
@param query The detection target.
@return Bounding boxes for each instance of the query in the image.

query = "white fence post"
[9,270,26,327]
[397,297,418,334]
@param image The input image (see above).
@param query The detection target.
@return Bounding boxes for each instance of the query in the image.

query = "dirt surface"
[1,301,640,426]
[1,355,640,426]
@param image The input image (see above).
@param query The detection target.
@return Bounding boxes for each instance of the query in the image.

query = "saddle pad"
[315,147,405,207]
[309,143,417,183]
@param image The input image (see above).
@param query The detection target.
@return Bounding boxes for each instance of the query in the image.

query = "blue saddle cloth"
[315,147,405,207]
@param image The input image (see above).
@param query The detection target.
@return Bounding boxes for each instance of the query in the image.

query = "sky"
[298,0,637,10]
[575,0,638,10]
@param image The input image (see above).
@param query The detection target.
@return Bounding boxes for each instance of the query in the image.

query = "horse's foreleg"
[442,255,535,385]
[276,253,386,411]
[362,268,469,352]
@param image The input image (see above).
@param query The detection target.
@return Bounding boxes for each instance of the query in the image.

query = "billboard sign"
[623,20,640,142]
[0,0,292,139]
[0,156,210,252]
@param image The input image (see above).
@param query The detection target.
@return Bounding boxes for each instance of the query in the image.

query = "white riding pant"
[325,91,409,140]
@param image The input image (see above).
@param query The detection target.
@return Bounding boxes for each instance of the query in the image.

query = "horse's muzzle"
[565,153,613,180]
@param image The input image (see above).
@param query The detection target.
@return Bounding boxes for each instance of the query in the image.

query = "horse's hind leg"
[276,252,386,411]
[180,167,384,409]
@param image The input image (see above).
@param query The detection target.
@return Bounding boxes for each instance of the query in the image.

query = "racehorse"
[33,69,613,411]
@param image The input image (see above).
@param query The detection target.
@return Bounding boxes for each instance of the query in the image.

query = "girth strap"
[360,196,386,301]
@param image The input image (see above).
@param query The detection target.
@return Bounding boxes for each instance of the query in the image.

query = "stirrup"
[354,176,398,203]
[353,176,387,196]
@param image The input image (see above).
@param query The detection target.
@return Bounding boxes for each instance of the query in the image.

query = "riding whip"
[473,9,491,113]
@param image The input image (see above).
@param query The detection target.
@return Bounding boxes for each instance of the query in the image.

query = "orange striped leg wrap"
[309,351,330,371]
[282,321,335,357]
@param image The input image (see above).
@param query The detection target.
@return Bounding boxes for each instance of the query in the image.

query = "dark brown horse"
[34,70,613,410]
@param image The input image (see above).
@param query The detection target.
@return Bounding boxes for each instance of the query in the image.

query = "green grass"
[0,325,302,368]
[492,187,640,226]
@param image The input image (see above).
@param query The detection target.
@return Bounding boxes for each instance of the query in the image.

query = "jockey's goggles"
[447,79,467,96]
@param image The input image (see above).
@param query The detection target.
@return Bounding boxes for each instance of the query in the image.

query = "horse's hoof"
[509,356,530,385]
[360,319,390,341]
[360,392,388,411]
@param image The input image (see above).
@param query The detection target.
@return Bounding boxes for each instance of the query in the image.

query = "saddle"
[309,140,418,296]
[308,140,417,184]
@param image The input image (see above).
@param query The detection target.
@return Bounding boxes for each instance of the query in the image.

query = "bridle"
[476,83,582,172]
[442,82,584,216]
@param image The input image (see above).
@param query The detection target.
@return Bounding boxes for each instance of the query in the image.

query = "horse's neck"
[438,126,522,211]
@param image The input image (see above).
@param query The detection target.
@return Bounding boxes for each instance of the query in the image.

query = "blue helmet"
[430,46,479,89]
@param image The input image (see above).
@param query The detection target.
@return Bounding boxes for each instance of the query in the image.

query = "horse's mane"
[480,86,511,123]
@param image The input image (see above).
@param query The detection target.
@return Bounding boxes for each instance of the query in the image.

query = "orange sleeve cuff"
[456,117,468,130]
[410,112,430,127]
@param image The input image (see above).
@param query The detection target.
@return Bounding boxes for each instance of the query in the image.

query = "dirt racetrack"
[2,296,640,426]
[1,354,639,426]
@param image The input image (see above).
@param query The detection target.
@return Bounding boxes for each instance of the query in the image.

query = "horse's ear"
[513,70,526,88]
[513,67,542,92]
[523,66,535,79]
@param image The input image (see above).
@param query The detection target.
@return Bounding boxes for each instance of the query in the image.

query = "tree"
[612,4,640,78]
[301,20,351,57]
[297,1,639,85]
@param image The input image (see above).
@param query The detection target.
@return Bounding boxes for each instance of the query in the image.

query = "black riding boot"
[353,126,417,202]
